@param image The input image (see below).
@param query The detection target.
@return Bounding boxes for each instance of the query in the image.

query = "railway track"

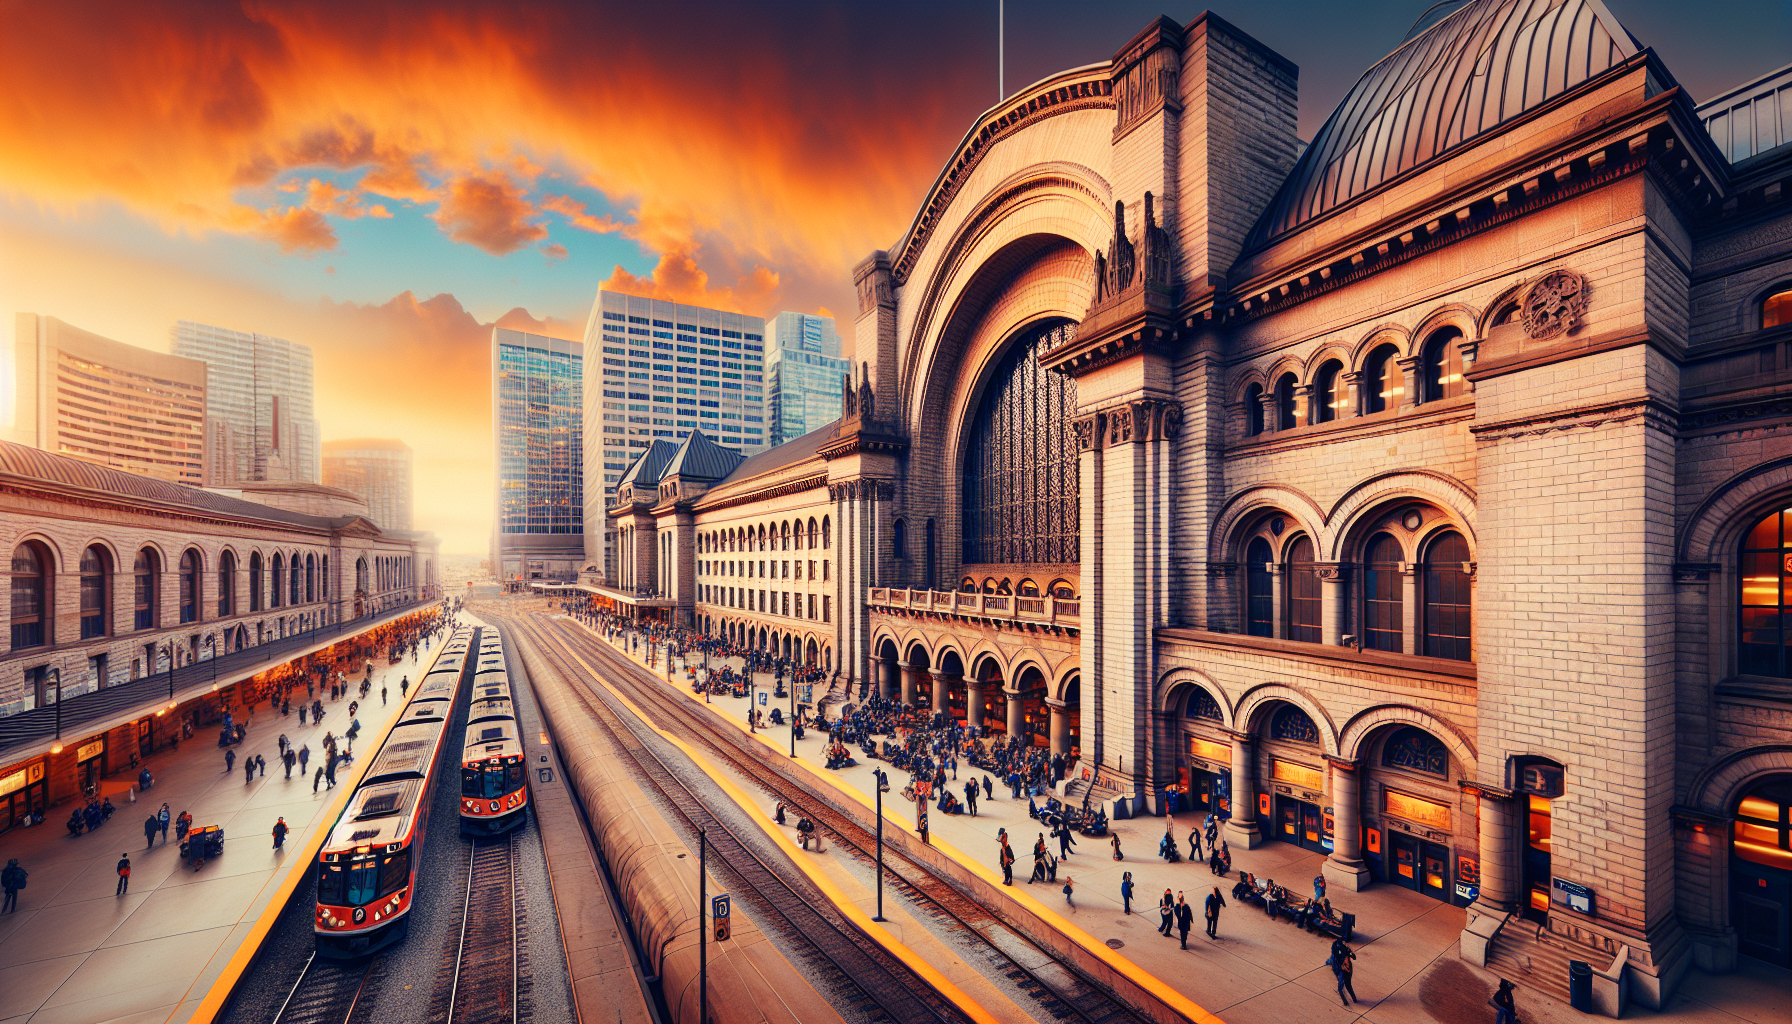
[272,954,372,1024]
[509,612,1155,1024]
[442,830,527,1024]
[506,614,966,1024]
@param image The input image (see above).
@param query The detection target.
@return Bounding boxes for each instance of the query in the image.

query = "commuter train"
[460,626,529,835]
[314,624,476,958]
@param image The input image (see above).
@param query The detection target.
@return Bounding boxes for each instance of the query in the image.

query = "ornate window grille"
[1270,704,1320,744]
[961,321,1079,565]
[1381,726,1449,776]
[1187,688,1223,721]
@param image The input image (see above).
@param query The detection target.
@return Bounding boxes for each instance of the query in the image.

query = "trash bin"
[1568,959,1593,1012]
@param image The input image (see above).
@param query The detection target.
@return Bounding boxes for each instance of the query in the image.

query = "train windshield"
[317,856,380,907]
[379,849,411,897]
[481,764,509,799]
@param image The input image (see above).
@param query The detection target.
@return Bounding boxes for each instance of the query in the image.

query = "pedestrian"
[257,754,267,777]
[1313,872,1327,905]
[299,704,307,725]
[143,813,158,849]
[1062,875,1074,907]
[244,758,254,785]
[278,734,288,756]
[158,804,170,843]
[381,684,388,705]
[1175,892,1194,949]
[284,749,295,779]
[115,853,131,895]
[1491,979,1517,1024]
[1,859,26,913]
[1158,889,1175,936]
[299,745,310,773]
[1030,834,1048,883]
[1329,939,1358,1006]
[965,780,978,816]
[1111,833,1124,861]
[325,755,337,789]
[982,774,993,801]
[1056,823,1076,858]
[176,810,191,843]
[1189,825,1203,862]
[999,833,1015,886]
[313,766,323,793]
[1120,871,1134,914]
[224,748,236,773]
[1204,885,1226,938]
[272,817,288,850]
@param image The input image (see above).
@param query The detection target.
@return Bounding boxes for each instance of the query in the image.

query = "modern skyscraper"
[581,289,767,570]
[170,320,320,485]
[492,328,583,583]
[7,314,207,484]
[763,311,848,445]
[323,437,414,531]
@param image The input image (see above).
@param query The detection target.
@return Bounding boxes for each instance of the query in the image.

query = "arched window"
[1740,507,1792,677]
[893,518,907,560]
[218,551,236,618]
[306,554,316,603]
[1420,328,1465,402]
[808,517,819,551]
[962,321,1079,564]
[271,553,284,608]
[179,549,200,624]
[822,516,831,549]
[249,552,263,612]
[1764,283,1792,329]
[1270,704,1319,744]
[1186,688,1223,721]
[321,555,328,600]
[80,545,110,640]
[1423,531,1472,660]
[11,543,49,649]
[1018,579,1039,597]
[1245,536,1274,637]
[961,576,977,592]
[1313,360,1343,423]
[1274,372,1298,430]
[289,552,301,605]
[1382,726,1449,776]
[1286,536,1321,643]
[1362,533,1404,652]
[1244,383,1265,435]
[134,548,160,630]
[1048,579,1075,598]
[1363,343,1402,414]
[1733,778,1792,870]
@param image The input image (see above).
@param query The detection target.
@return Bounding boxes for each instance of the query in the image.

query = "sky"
[1,0,1786,555]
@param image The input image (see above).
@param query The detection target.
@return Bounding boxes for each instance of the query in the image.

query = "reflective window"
[179,550,199,624]
[249,552,263,612]
[1420,328,1465,402]
[1275,373,1299,430]
[1362,533,1404,652]
[1734,778,1792,871]
[217,551,235,617]
[11,544,47,649]
[961,321,1080,564]
[1766,284,1792,330]
[1313,360,1343,422]
[1245,537,1274,637]
[80,546,109,640]
[1364,344,1402,413]
[1286,536,1321,643]
[1423,531,1472,660]
[134,549,159,631]
[1740,507,1792,677]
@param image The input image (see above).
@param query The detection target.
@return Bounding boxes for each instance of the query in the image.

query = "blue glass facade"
[492,329,583,580]
[764,312,847,445]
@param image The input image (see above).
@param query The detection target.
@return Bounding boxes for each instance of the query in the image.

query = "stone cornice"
[691,472,829,515]
[817,429,909,461]
[0,478,336,540]
[1469,397,1676,443]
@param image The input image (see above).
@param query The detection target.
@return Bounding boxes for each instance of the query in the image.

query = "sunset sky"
[1,0,1785,554]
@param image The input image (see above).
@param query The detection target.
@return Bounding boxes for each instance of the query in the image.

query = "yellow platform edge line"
[548,625,1004,1024]
[187,630,466,1024]
[577,619,1227,1024]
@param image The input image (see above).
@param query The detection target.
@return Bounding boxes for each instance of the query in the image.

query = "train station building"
[583,0,1792,1004]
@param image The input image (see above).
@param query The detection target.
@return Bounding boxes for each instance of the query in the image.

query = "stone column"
[965,678,983,730]
[1269,564,1285,638]
[1341,371,1364,417]
[1048,701,1070,755]
[1295,383,1317,425]
[1401,563,1419,655]
[1461,784,1519,965]
[877,657,898,701]
[897,660,917,705]
[1317,566,1348,645]
[1256,392,1277,432]
[1006,687,1025,740]
[930,670,955,716]
[1396,356,1421,408]
[1323,756,1372,891]
[1224,729,1261,848]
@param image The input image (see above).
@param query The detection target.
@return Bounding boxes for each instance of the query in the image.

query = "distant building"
[322,438,414,531]
[763,311,848,445]
[7,314,207,485]
[171,320,320,486]
[491,328,583,584]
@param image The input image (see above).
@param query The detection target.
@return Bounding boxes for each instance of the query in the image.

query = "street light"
[872,768,889,922]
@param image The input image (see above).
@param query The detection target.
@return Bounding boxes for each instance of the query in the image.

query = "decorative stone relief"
[1520,268,1589,340]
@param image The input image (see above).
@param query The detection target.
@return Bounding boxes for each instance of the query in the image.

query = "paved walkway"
[0,645,440,1024]
[593,623,1792,1024]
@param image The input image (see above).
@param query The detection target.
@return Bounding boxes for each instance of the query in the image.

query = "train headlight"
[490,801,500,812]
[373,912,381,921]
[353,907,366,924]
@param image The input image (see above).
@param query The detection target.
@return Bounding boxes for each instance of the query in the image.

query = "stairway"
[1486,919,1577,1007]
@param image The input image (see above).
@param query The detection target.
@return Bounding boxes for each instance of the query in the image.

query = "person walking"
[224,748,236,773]
[1158,888,1175,936]
[1030,834,1048,884]
[1120,871,1135,914]
[313,766,324,793]
[999,834,1015,886]
[381,684,388,705]
[982,774,993,801]
[158,804,170,844]
[1,859,26,913]
[283,748,295,779]
[143,813,159,849]
[1189,825,1203,862]
[324,754,337,789]
[1062,876,1075,907]
[272,817,288,850]
[175,810,191,843]
[1175,892,1194,949]
[243,758,255,785]
[115,853,131,895]
[1111,833,1124,861]
[1328,939,1358,1006]
[1056,823,1076,859]
[1204,885,1226,938]
[964,780,978,816]
[1491,979,1518,1024]
[299,744,310,774]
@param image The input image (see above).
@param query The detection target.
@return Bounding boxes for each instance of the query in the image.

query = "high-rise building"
[581,289,768,571]
[322,438,414,531]
[170,320,320,486]
[7,314,207,484]
[763,311,848,445]
[492,328,583,583]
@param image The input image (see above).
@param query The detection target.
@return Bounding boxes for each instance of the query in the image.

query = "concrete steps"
[1487,919,1576,1007]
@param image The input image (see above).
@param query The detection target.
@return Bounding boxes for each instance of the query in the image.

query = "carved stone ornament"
[1159,402,1183,440]
[1072,415,1101,452]
[1108,406,1134,446]
[1520,269,1589,341]
[1311,564,1349,582]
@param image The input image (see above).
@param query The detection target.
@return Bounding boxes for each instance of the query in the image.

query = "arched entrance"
[1050,674,1081,758]
[1733,776,1792,967]
[1258,702,1329,855]
[971,657,1004,734]
[1013,666,1048,748]
[1359,724,1463,905]
[1176,685,1231,818]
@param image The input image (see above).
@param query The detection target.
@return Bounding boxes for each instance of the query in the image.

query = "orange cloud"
[256,205,336,253]
[302,179,391,219]
[538,193,625,234]
[601,250,780,315]
[539,242,568,262]
[430,173,546,255]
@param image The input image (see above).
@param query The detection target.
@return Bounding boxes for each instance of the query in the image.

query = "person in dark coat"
[964,780,978,816]
[982,774,993,801]
[143,814,159,849]
[313,766,324,793]
[1158,888,1175,936]
[1,859,26,913]
[1175,892,1195,948]
[1329,939,1358,1006]
[115,854,131,895]
[1204,886,1226,938]
[1120,871,1134,914]
[272,817,289,850]
[999,833,1015,885]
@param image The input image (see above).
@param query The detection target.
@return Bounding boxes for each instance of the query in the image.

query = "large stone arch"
[1324,469,1478,561]
[1337,704,1476,770]
[1051,662,1082,705]
[1155,666,1233,728]
[1350,322,1412,366]
[1208,484,1327,563]
[1233,682,1340,756]
[1006,655,1052,694]
[1685,745,1792,816]
[1678,455,1792,563]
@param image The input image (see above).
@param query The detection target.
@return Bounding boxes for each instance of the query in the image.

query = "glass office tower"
[763,311,847,445]
[170,320,320,485]
[491,328,583,583]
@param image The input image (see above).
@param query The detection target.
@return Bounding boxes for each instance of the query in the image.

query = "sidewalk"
[0,645,438,1024]
[587,621,1789,1024]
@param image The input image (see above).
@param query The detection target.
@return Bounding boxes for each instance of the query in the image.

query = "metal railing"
[864,588,1079,628]
[0,599,435,755]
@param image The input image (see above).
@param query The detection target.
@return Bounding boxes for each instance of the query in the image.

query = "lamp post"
[873,768,888,922]
[788,668,796,759]
[698,826,708,1024]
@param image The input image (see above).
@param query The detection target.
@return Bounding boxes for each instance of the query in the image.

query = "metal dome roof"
[1246,0,1641,250]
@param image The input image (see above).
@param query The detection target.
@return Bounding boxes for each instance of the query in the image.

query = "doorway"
[1274,795,1329,853]
[1386,832,1452,901]
[1732,778,1792,967]
[1523,795,1553,922]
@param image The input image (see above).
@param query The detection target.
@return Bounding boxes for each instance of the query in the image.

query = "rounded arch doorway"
[1734,776,1792,967]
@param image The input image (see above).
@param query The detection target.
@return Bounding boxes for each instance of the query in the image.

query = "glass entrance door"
[1523,795,1553,922]
[1275,795,1328,853]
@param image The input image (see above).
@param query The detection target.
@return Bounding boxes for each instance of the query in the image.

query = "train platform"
[593,625,1790,1024]
[0,643,441,1024]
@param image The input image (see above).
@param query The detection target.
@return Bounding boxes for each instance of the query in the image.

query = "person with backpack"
[2,859,27,913]
[1120,872,1134,914]
[1328,938,1359,1006]
[272,817,289,851]
[115,853,131,896]
[1491,978,1518,1024]
[1204,885,1226,938]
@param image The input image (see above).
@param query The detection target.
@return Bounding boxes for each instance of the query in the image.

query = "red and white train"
[460,627,528,835]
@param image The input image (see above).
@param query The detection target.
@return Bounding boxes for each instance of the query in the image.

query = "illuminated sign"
[1271,758,1324,792]
[1187,736,1231,763]
[76,740,104,762]
[1383,789,1451,830]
